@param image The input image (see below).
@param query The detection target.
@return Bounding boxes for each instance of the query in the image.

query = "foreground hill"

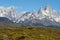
[0,26,60,40]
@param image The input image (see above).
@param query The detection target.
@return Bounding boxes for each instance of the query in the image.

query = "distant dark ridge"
[0,17,13,24]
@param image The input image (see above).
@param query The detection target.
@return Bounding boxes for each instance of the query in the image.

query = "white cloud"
[0,6,6,10]
[21,11,27,13]
[0,6,24,13]
[7,6,15,10]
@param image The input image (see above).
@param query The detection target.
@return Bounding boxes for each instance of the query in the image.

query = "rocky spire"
[45,5,52,13]
[38,6,44,14]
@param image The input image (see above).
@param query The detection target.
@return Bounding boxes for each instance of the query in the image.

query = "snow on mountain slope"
[17,5,60,27]
[0,6,20,22]
[16,11,36,23]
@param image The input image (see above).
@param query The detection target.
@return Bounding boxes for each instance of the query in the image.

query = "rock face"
[45,5,52,13]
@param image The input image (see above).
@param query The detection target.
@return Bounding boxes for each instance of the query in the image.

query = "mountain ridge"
[0,5,60,28]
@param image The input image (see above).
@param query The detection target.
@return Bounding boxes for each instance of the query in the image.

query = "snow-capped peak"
[16,10,37,23]
[0,6,20,22]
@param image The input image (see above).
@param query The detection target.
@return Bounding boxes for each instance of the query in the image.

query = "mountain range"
[0,5,60,28]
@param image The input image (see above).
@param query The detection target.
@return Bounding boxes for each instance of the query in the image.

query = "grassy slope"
[0,26,60,40]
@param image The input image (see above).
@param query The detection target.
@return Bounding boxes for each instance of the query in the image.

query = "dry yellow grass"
[0,26,60,40]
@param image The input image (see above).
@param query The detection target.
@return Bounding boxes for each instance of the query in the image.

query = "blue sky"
[0,0,60,13]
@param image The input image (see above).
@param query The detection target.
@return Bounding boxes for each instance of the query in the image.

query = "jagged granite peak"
[45,5,52,13]
[37,5,60,23]
[0,6,20,22]
[38,6,44,14]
